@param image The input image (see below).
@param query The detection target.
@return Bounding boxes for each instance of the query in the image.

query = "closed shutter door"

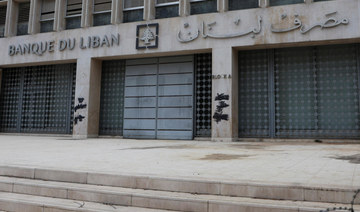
[123,59,158,139]
[238,44,360,138]
[274,47,317,137]
[238,50,270,137]
[0,64,76,134]
[99,60,126,135]
[123,56,194,140]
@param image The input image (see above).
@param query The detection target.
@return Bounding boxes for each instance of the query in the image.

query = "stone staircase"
[0,166,358,212]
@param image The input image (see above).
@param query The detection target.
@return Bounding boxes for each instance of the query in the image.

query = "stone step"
[0,176,359,212]
[0,192,177,212]
[0,165,358,204]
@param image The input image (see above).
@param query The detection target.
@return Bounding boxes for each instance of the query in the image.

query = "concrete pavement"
[0,135,359,189]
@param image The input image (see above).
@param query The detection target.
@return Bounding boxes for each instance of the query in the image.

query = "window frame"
[155,0,179,7]
[189,0,206,2]
[0,5,6,37]
[65,0,82,19]
[40,0,55,23]
[123,0,144,11]
[93,0,112,15]
[16,2,31,36]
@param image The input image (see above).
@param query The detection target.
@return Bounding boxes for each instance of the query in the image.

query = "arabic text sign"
[177,11,350,43]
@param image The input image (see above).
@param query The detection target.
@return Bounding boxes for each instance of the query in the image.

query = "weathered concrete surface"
[0,0,359,67]
[0,135,359,189]
[1,0,359,140]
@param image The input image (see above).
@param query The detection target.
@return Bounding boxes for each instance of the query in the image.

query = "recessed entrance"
[0,64,76,134]
[123,56,194,140]
[238,44,360,138]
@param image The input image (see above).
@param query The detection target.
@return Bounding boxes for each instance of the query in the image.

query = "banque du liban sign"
[8,34,120,56]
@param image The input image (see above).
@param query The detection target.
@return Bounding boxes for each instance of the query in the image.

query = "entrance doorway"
[123,56,194,139]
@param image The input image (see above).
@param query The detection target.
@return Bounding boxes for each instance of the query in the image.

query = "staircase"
[0,166,358,212]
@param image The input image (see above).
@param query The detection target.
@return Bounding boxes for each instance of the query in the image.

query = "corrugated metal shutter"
[123,56,194,140]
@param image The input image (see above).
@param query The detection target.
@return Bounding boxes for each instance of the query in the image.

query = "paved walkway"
[0,135,359,189]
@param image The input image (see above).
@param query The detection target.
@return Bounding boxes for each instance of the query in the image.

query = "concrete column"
[260,0,268,8]
[82,0,92,27]
[2,1,9,37]
[144,0,155,21]
[179,0,189,16]
[217,0,228,13]
[29,0,41,34]
[304,0,313,4]
[54,0,66,31]
[211,47,238,142]
[6,0,18,36]
[73,57,102,139]
[111,0,122,24]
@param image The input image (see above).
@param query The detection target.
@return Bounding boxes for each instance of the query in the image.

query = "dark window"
[17,2,30,36]
[229,0,258,10]
[269,0,304,6]
[93,0,111,26]
[155,0,178,19]
[190,0,217,15]
[40,0,55,33]
[123,0,143,23]
[65,0,82,29]
[0,6,6,37]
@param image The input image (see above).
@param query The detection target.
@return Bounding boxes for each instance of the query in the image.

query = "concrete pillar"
[211,47,238,142]
[304,0,313,4]
[54,0,66,31]
[73,57,102,139]
[217,0,228,12]
[6,0,18,36]
[29,0,41,34]
[260,0,268,8]
[144,0,155,21]
[111,0,122,24]
[179,0,189,16]
[1,1,9,37]
[82,0,92,27]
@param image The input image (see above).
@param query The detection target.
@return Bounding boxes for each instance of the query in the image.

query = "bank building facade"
[0,0,359,141]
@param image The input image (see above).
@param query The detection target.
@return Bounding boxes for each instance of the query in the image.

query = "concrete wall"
[0,0,359,139]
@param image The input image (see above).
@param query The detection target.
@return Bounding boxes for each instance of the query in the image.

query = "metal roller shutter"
[123,56,194,140]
